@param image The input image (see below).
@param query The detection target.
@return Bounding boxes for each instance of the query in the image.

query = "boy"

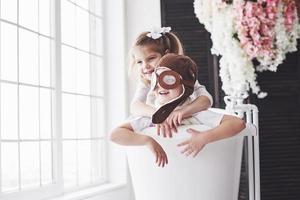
[110,54,245,167]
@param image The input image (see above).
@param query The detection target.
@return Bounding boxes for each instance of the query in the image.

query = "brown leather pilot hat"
[152,53,198,124]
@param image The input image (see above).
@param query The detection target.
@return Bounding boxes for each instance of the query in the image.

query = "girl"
[129,27,213,137]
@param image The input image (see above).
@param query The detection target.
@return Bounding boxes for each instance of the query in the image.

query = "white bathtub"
[126,123,256,200]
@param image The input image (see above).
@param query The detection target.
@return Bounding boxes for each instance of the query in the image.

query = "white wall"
[90,0,161,200]
[125,0,162,102]
[123,1,161,199]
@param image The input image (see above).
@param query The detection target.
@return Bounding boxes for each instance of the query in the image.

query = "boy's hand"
[146,138,168,167]
[177,128,208,157]
[156,121,177,138]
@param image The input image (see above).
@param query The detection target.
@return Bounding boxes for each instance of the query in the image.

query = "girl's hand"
[155,108,189,138]
[156,121,177,138]
[177,128,208,157]
[146,138,168,167]
[166,108,192,131]
[166,108,186,128]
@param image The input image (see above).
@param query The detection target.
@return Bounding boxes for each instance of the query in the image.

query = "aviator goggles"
[150,67,182,91]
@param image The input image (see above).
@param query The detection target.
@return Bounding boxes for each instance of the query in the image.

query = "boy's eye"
[136,60,142,65]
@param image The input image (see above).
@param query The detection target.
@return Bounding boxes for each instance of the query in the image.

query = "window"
[0,0,105,199]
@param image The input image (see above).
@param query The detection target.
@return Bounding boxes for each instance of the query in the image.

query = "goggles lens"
[151,67,181,91]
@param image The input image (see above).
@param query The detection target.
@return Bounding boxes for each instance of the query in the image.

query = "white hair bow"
[146,27,172,39]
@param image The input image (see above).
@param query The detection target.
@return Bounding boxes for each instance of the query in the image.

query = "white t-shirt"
[131,80,213,107]
[129,110,224,132]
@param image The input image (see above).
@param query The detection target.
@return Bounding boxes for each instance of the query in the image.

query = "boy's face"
[152,68,183,105]
[134,46,162,80]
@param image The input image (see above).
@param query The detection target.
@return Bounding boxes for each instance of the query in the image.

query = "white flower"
[194,0,300,98]
[146,27,172,39]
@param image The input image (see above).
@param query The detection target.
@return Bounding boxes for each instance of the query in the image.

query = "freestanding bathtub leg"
[225,98,261,200]
[247,135,255,200]
[253,109,261,200]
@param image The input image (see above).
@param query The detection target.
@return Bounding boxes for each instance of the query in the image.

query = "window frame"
[0,0,129,199]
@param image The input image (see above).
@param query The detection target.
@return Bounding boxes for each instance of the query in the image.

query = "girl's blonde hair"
[128,31,184,84]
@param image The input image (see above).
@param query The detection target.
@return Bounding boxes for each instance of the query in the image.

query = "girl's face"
[134,46,163,80]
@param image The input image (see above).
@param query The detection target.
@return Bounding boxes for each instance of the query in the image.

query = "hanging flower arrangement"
[194,0,300,98]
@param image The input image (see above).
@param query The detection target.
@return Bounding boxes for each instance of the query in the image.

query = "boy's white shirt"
[129,109,224,132]
[129,97,223,132]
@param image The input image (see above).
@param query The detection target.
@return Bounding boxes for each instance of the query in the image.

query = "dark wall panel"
[161,0,300,200]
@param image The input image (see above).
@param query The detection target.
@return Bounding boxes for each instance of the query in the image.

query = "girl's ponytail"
[164,32,184,55]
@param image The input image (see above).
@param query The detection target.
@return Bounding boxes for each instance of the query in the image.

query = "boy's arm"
[201,115,246,143]
[110,122,152,146]
[110,122,168,167]
[178,115,245,157]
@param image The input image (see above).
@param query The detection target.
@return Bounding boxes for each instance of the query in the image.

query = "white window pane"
[95,98,105,138]
[1,22,18,82]
[91,98,104,138]
[95,18,103,56]
[19,0,38,31]
[90,55,103,96]
[76,0,89,10]
[76,95,90,138]
[93,0,102,17]
[40,88,52,139]
[0,0,17,23]
[1,142,19,192]
[19,86,39,139]
[62,45,76,93]
[19,28,39,85]
[20,142,40,189]
[91,140,105,183]
[40,36,51,87]
[1,83,18,139]
[95,56,103,96]
[63,140,77,188]
[89,16,96,54]
[61,0,76,46]
[76,51,90,95]
[39,0,51,36]
[41,141,53,185]
[62,93,76,139]
[76,7,89,51]
[78,140,91,185]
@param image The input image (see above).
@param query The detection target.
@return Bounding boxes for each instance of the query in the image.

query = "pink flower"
[234,0,280,60]
[283,0,296,31]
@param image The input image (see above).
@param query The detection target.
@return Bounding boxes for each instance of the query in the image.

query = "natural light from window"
[0,0,105,198]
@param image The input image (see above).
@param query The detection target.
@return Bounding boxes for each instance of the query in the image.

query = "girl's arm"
[178,115,245,157]
[166,95,211,128]
[166,83,212,127]
[130,100,156,117]
[130,82,156,117]
[182,82,213,115]
[180,95,211,118]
